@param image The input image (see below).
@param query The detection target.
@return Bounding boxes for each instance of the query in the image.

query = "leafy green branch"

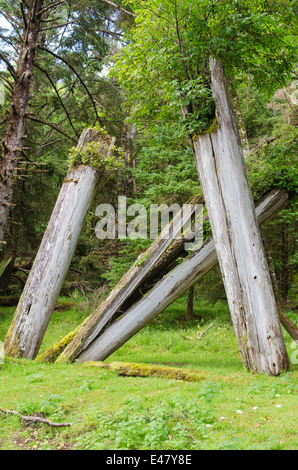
[67,127,127,179]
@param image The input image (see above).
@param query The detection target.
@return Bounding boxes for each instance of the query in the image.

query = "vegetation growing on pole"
[67,127,127,179]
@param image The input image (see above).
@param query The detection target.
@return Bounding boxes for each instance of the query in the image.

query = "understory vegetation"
[0,296,297,451]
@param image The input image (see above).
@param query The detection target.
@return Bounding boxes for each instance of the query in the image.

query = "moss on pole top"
[68,127,126,176]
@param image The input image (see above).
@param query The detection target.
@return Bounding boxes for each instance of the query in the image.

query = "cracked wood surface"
[4,129,114,359]
[58,194,203,363]
[191,59,289,375]
[75,189,289,365]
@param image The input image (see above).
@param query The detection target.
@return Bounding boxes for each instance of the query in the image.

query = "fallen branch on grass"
[0,409,74,427]
[83,361,206,382]
[196,323,216,340]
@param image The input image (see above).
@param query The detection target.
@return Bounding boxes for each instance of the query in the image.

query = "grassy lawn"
[0,297,297,450]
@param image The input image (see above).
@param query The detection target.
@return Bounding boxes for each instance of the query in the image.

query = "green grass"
[0,296,297,450]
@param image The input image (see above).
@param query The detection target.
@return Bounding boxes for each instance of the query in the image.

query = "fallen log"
[83,361,206,382]
[58,64,291,373]
[57,195,203,363]
[4,128,115,360]
[38,200,203,363]
[45,189,294,364]
[70,189,290,365]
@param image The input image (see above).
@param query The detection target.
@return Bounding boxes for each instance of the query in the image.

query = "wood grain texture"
[192,59,289,375]
[76,190,288,365]
[4,129,114,359]
[58,195,203,363]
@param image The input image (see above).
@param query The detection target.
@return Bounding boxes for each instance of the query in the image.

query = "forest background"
[0,0,297,308]
[0,0,297,451]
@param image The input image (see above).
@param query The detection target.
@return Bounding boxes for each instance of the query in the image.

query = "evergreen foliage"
[0,0,296,306]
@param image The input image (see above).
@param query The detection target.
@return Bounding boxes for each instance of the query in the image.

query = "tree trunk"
[57,195,203,363]
[0,0,44,249]
[0,255,14,295]
[0,256,15,295]
[59,189,289,366]
[4,129,115,359]
[48,189,291,364]
[186,286,195,319]
[280,221,289,303]
[71,238,218,363]
[191,58,289,375]
[261,231,298,341]
[232,92,250,157]
[0,256,13,278]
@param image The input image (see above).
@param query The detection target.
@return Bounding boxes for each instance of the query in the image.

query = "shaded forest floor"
[0,297,297,450]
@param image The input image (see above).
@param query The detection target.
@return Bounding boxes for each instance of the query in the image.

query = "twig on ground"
[0,409,75,427]
[182,323,216,341]
[196,323,216,340]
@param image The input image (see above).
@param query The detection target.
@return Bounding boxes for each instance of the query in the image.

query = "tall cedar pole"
[4,129,115,359]
[191,59,289,375]
[72,189,290,365]
[43,191,296,365]
[0,0,44,248]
